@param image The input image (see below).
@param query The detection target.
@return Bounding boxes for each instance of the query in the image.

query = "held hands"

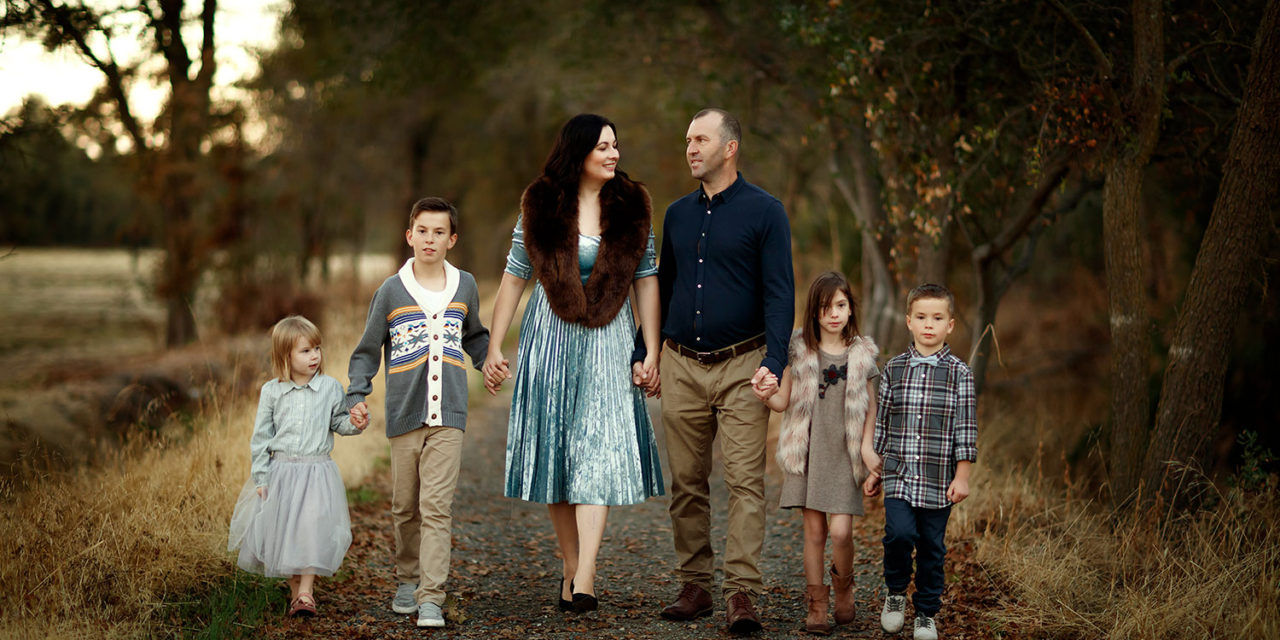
[862,472,882,497]
[631,355,661,398]
[482,350,511,396]
[750,367,778,403]
[349,402,370,430]
[946,477,970,504]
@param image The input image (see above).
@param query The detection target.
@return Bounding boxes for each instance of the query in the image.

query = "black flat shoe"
[558,579,574,612]
[572,591,598,613]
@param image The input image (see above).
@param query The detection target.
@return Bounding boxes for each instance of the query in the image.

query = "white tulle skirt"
[227,455,352,577]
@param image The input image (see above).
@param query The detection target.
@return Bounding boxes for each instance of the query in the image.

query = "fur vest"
[519,172,652,328]
[775,329,879,481]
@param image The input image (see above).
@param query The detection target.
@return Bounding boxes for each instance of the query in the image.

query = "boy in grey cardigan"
[347,197,489,628]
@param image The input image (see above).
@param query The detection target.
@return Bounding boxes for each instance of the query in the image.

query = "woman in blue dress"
[483,114,664,613]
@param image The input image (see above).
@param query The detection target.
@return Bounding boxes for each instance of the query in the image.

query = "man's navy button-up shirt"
[636,173,795,378]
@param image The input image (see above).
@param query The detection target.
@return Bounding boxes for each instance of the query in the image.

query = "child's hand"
[751,371,779,402]
[862,473,882,497]
[256,486,266,499]
[750,367,778,395]
[349,402,369,429]
[946,477,970,503]
[862,448,882,476]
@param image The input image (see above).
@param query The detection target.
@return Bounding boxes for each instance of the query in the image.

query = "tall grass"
[963,391,1280,639]
[0,309,389,639]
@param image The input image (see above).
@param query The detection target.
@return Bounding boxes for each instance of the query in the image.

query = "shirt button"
[701,233,705,237]
[433,356,439,361]
[696,310,701,315]
[432,395,439,401]
[431,413,438,420]
[697,284,702,288]
[698,258,703,263]
[433,314,438,319]
[433,334,439,340]
[432,375,439,381]
[696,337,701,341]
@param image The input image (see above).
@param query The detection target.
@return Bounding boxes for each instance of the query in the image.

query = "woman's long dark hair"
[541,113,618,191]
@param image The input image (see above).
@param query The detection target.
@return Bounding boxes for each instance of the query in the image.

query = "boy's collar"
[907,342,951,360]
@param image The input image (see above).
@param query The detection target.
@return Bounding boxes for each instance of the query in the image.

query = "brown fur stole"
[519,172,652,328]
[775,329,879,482]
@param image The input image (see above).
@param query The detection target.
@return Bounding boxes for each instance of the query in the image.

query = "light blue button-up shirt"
[250,373,362,486]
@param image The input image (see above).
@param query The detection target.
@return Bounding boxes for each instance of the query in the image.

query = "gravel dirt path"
[259,388,998,639]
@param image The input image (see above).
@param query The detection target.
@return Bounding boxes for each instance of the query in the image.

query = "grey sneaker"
[392,583,417,614]
[417,602,445,628]
[913,613,938,640]
[881,593,907,633]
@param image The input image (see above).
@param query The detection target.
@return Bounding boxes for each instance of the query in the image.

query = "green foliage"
[345,482,384,505]
[163,571,287,639]
[0,98,145,246]
[1234,431,1277,493]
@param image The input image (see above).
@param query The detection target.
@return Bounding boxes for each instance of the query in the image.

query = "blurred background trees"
[1,0,1276,506]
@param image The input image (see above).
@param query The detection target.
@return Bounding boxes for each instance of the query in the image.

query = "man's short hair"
[906,283,955,316]
[693,108,741,147]
[409,196,459,235]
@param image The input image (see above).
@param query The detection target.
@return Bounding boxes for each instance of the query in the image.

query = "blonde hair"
[270,315,323,382]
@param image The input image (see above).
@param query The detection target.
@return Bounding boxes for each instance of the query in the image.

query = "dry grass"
[962,389,1280,640]
[0,302,390,639]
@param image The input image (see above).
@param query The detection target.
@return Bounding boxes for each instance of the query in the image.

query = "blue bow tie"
[908,354,941,368]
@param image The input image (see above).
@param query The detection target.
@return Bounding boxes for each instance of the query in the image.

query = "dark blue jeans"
[883,497,951,617]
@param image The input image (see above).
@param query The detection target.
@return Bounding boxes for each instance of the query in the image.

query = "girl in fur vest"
[755,271,879,635]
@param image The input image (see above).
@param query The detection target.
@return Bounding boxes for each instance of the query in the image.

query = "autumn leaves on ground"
[1,252,1276,639]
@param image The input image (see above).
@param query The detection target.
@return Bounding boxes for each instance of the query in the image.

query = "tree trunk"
[1141,0,1280,503]
[830,115,904,351]
[1104,0,1165,503]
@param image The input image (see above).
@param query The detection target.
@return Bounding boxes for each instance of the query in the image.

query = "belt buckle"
[695,350,714,365]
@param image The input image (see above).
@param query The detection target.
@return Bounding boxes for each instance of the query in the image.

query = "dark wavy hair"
[541,113,618,190]
[802,271,861,352]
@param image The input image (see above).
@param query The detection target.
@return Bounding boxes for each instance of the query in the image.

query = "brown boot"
[804,584,832,635]
[829,565,856,625]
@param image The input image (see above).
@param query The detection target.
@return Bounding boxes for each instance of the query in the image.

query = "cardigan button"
[431,414,437,420]
[432,375,439,381]
[432,395,439,401]
[433,335,439,340]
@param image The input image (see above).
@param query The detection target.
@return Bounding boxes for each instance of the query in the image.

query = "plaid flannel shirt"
[873,343,978,509]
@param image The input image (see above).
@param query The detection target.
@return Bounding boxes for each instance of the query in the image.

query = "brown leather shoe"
[829,564,856,625]
[726,591,763,634]
[661,582,714,621]
[804,584,832,635]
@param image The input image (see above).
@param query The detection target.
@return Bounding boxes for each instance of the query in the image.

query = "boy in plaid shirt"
[862,284,976,640]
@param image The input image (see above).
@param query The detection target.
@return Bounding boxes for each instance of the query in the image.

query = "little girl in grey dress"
[228,315,365,617]
[757,272,879,634]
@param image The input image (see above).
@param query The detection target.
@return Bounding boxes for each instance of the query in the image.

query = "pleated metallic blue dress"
[502,217,665,505]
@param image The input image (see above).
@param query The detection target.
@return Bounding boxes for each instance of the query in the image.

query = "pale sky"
[0,0,286,124]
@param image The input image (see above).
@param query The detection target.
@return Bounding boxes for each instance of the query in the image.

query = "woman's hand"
[640,353,661,397]
[256,486,267,499]
[482,350,511,395]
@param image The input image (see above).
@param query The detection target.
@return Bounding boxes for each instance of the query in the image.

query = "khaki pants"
[389,425,464,606]
[661,342,770,599]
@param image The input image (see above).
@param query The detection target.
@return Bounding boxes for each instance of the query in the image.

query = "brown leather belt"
[664,335,766,365]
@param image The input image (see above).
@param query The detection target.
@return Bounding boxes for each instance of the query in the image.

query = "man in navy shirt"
[637,108,795,634]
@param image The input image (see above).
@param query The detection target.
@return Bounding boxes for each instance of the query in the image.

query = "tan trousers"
[389,425,464,606]
[661,342,770,599]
